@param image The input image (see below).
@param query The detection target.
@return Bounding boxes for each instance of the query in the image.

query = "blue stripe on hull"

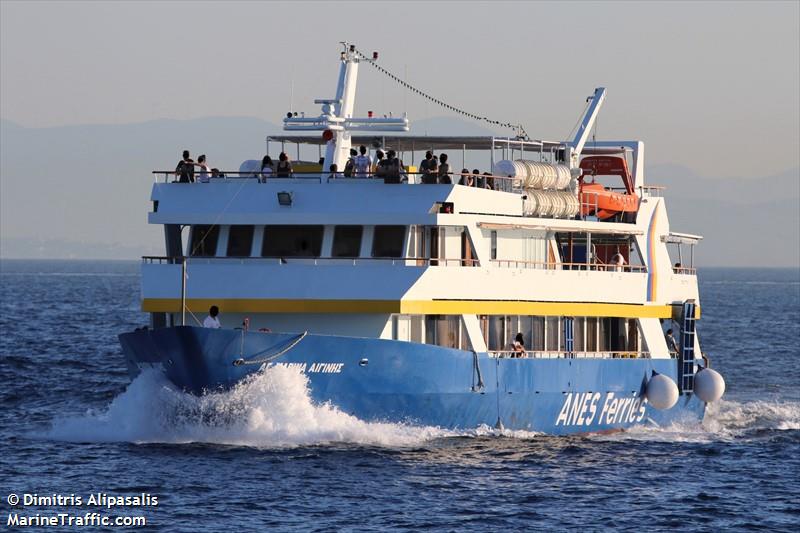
[119,327,705,435]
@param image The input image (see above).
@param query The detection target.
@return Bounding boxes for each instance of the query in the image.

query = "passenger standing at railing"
[260,156,274,183]
[373,149,385,178]
[473,169,483,188]
[611,251,626,272]
[458,168,473,186]
[275,152,293,177]
[420,151,436,184]
[381,150,402,183]
[354,145,372,178]
[438,153,452,184]
[343,148,357,177]
[665,328,679,357]
[197,154,211,183]
[175,150,195,183]
[328,163,341,180]
[483,172,494,190]
[429,156,439,183]
[513,332,526,357]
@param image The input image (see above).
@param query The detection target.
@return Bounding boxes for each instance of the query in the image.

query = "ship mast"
[283,43,409,177]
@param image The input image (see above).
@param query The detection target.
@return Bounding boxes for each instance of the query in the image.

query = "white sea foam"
[46,367,453,448]
[595,398,800,443]
[45,367,798,447]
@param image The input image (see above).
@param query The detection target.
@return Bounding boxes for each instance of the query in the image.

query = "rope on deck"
[232,331,308,366]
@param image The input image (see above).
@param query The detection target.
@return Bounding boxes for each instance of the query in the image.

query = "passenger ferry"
[119,43,726,435]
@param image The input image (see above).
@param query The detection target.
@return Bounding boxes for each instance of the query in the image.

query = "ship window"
[573,317,585,352]
[262,225,323,257]
[189,225,220,257]
[586,317,599,351]
[531,317,545,351]
[372,225,406,258]
[487,315,505,351]
[226,225,254,257]
[505,315,518,350]
[425,315,459,349]
[546,316,559,351]
[332,225,363,258]
[490,231,498,260]
[598,318,609,351]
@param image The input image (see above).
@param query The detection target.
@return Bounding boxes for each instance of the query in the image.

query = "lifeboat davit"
[578,156,639,221]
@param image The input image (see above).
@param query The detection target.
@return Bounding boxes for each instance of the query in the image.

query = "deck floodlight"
[277,191,293,206]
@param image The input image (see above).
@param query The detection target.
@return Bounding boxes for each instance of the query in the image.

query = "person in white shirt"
[196,154,211,183]
[203,305,221,328]
[354,145,372,178]
[611,251,626,272]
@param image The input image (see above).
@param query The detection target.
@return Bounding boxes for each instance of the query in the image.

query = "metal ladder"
[678,299,697,393]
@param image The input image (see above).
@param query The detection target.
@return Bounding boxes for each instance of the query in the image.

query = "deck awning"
[662,232,703,244]
[477,222,643,235]
[267,135,564,152]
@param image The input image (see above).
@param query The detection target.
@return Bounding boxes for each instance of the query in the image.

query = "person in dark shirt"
[343,148,357,177]
[665,328,679,356]
[438,153,452,184]
[175,150,195,183]
[275,152,293,177]
[380,150,402,183]
[374,149,385,178]
[420,151,437,184]
[458,168,473,186]
[473,169,483,188]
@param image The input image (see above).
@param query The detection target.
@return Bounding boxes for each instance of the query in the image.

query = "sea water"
[1,260,798,531]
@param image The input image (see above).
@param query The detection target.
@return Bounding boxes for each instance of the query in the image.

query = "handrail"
[142,255,480,267]
[491,259,647,273]
[142,255,651,272]
[490,350,649,359]
[152,168,522,190]
[673,266,697,275]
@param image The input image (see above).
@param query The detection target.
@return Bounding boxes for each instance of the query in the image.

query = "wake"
[45,367,452,448]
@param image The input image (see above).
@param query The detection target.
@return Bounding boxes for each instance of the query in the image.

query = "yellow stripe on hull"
[142,298,699,319]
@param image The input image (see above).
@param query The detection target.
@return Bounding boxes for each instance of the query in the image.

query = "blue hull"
[119,326,705,435]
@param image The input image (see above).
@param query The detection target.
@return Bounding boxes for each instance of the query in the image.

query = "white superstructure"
[141,43,703,364]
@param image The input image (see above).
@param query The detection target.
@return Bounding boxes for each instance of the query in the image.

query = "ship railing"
[490,350,650,360]
[151,171,325,183]
[150,169,524,191]
[491,259,647,273]
[580,190,600,221]
[142,256,480,267]
[637,185,665,197]
[673,266,697,275]
[150,170,667,204]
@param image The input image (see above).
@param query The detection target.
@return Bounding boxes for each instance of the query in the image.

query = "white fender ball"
[646,373,679,410]
[694,368,726,403]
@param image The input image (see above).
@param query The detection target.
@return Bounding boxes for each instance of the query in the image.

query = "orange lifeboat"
[578,156,639,221]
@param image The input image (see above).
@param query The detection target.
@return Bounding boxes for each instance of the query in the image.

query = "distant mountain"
[1,117,797,266]
[1,116,282,260]
[647,164,799,267]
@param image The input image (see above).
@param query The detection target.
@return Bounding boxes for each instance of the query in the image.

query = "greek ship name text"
[269,362,344,374]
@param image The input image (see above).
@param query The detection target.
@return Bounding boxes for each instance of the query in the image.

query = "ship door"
[429,227,445,266]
